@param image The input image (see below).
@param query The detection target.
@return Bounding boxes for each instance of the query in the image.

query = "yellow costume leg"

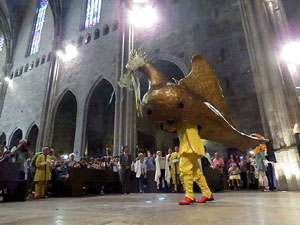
[172,175,178,191]
[180,153,197,200]
[35,183,40,198]
[194,169,212,198]
[180,153,212,199]
[35,181,45,198]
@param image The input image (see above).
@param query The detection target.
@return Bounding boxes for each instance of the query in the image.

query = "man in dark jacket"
[119,146,132,194]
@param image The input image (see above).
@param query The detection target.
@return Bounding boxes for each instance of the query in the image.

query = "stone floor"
[1,191,300,225]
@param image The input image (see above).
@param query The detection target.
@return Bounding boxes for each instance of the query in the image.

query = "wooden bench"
[66,168,120,197]
[0,162,26,201]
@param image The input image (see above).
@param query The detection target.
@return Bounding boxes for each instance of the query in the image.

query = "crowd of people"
[212,151,273,191]
[0,138,275,200]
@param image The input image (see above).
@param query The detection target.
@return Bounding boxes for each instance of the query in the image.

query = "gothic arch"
[84,77,115,156]
[54,89,78,115]
[0,132,6,145]
[9,128,23,150]
[52,90,77,156]
[148,53,189,77]
[26,123,39,153]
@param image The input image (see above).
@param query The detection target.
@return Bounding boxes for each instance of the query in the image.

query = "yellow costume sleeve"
[35,154,44,168]
[170,152,179,163]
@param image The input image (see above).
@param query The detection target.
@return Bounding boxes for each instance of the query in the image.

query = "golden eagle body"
[138,55,263,150]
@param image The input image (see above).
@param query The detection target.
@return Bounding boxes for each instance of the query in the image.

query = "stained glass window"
[0,37,4,54]
[29,0,48,56]
[85,0,102,29]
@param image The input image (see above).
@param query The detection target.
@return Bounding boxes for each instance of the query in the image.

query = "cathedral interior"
[1,0,300,224]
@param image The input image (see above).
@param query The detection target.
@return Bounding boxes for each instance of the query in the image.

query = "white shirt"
[135,160,146,178]
[159,157,166,169]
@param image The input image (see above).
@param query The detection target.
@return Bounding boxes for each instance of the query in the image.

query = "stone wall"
[0,0,268,155]
[0,0,54,147]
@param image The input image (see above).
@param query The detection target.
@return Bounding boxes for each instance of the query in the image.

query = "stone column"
[239,0,300,190]
[113,1,137,157]
[37,47,61,151]
[73,104,85,161]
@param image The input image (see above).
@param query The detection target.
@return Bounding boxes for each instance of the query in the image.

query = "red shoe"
[172,190,177,193]
[34,196,39,199]
[196,194,214,203]
[178,197,193,205]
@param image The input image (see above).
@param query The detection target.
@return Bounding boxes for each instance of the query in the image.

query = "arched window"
[29,0,49,56]
[85,33,92,44]
[94,29,100,40]
[85,0,103,29]
[29,62,34,70]
[35,58,40,67]
[0,132,6,145]
[19,66,23,75]
[113,20,119,31]
[47,52,52,62]
[41,55,46,64]
[0,37,4,54]
[77,36,83,47]
[103,25,109,36]
[24,63,29,73]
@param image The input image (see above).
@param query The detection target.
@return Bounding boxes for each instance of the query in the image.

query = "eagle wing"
[178,55,236,127]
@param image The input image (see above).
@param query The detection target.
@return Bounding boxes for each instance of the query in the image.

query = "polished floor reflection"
[1,191,300,225]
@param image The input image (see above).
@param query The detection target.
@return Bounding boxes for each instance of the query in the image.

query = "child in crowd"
[228,163,241,190]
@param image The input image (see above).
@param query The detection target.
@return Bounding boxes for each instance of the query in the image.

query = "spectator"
[248,165,258,189]
[119,146,132,194]
[226,154,238,170]
[228,163,241,190]
[74,157,87,168]
[66,153,77,168]
[112,157,120,173]
[24,151,33,181]
[11,139,30,172]
[170,146,180,193]
[48,148,56,161]
[144,151,156,192]
[134,153,147,193]
[145,150,155,171]
[34,147,51,199]
[0,150,14,163]
[239,156,248,189]
[166,148,173,168]
[154,151,170,192]
[88,157,94,165]
[55,156,69,182]
[212,152,225,174]
[254,144,269,192]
